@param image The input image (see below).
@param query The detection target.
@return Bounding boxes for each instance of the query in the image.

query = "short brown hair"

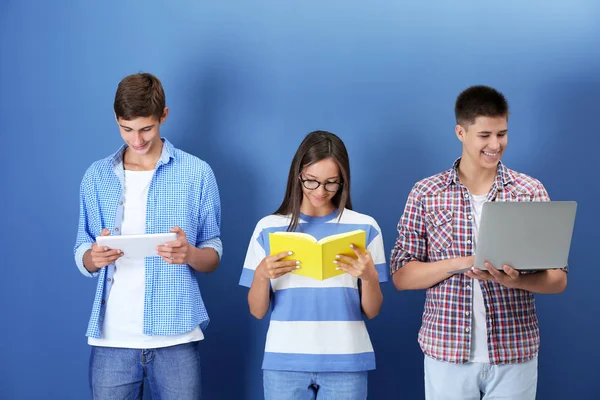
[114,72,166,121]
[455,85,509,126]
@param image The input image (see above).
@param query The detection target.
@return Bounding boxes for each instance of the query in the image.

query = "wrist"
[254,264,271,283]
[253,272,271,288]
[83,250,100,273]
[512,275,527,291]
[450,256,471,271]
[183,243,195,264]
[448,257,462,271]
[85,265,100,273]
[361,268,379,284]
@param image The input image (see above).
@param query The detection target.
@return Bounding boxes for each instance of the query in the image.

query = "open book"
[269,229,366,280]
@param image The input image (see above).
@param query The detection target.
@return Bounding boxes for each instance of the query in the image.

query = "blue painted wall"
[1,1,598,398]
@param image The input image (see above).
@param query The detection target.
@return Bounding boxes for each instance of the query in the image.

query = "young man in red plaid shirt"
[390,85,567,400]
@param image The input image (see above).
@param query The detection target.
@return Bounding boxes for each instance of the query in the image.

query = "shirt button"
[465,327,471,333]
[101,300,106,305]
[465,311,471,316]
[107,278,111,282]
[464,193,469,198]
[468,215,472,220]
[115,227,119,232]
[119,201,123,205]
[466,285,471,290]
[467,239,472,244]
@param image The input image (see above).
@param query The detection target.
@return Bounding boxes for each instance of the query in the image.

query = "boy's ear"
[455,124,466,143]
[160,107,169,124]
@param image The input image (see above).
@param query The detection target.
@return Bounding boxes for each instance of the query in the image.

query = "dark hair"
[114,72,166,121]
[455,85,509,126]
[275,130,352,232]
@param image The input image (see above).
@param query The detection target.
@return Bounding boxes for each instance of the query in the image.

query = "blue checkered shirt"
[74,138,222,338]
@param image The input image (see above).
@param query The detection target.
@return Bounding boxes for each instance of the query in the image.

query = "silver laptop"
[450,201,577,273]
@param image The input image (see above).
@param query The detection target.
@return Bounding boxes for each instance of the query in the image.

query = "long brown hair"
[274,130,352,232]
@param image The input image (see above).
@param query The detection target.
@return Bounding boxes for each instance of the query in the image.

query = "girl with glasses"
[239,130,388,400]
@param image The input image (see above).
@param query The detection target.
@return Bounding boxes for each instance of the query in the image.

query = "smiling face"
[116,106,168,162]
[456,115,508,172]
[275,130,353,232]
[299,157,342,217]
[118,115,163,157]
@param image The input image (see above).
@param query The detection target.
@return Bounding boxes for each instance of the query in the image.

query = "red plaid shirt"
[390,159,552,364]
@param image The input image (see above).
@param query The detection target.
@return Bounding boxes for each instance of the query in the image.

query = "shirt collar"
[110,137,174,169]
[447,157,513,190]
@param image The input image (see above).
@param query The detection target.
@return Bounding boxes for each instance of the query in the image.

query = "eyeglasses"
[299,176,343,192]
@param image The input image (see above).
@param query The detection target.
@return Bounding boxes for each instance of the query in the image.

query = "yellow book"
[269,229,367,280]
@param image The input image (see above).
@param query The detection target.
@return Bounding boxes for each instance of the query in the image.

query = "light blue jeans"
[89,342,202,400]
[263,370,368,400]
[424,355,538,400]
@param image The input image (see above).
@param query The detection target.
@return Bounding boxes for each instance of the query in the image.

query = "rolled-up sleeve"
[74,169,99,278]
[195,164,222,258]
[390,185,427,274]
[198,237,223,259]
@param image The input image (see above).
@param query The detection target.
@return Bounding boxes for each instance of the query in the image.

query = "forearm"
[392,259,460,290]
[517,269,567,294]
[248,275,271,319]
[360,279,383,319]
[187,246,220,273]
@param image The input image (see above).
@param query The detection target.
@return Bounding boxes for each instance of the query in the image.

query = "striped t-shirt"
[239,208,388,372]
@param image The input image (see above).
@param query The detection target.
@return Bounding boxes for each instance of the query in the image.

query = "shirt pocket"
[426,209,454,252]
[154,184,191,233]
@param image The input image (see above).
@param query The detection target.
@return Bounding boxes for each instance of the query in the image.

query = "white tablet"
[96,233,177,259]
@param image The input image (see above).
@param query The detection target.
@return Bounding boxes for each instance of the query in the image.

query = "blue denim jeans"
[263,370,368,400]
[89,341,202,400]
[424,355,538,400]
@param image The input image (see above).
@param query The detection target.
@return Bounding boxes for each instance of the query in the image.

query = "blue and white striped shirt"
[240,209,388,372]
[74,138,222,338]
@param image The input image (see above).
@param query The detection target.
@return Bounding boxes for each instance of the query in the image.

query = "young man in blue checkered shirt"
[74,72,222,399]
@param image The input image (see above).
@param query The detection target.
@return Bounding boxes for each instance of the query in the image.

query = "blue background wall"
[1,1,599,399]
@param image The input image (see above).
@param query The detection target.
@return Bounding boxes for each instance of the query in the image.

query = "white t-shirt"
[88,170,204,348]
[469,193,490,363]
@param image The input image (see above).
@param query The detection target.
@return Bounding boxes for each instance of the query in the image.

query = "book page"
[317,229,365,245]
[270,232,317,242]
[321,230,366,280]
[269,233,321,279]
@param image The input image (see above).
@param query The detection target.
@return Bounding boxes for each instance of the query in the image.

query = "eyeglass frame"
[298,175,343,193]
